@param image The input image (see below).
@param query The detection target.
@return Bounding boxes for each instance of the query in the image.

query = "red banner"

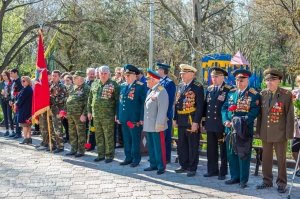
[32,31,50,121]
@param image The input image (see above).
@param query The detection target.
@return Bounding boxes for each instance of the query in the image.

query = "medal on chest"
[128,87,135,100]
[101,83,114,99]
[270,102,283,123]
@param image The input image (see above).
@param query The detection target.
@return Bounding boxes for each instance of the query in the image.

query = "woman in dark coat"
[15,76,33,144]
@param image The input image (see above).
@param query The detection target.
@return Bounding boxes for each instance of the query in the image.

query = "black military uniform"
[174,64,204,177]
[203,67,232,180]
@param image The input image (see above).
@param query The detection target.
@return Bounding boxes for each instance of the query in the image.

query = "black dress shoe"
[187,171,196,177]
[144,167,158,171]
[105,158,113,163]
[256,182,273,189]
[130,163,139,167]
[175,167,186,173]
[27,138,32,144]
[203,173,218,177]
[157,170,165,175]
[19,138,29,144]
[13,134,22,139]
[225,179,240,185]
[75,153,84,158]
[277,186,286,193]
[46,147,57,152]
[4,131,9,136]
[66,151,77,156]
[240,182,247,189]
[53,148,64,153]
[218,175,226,180]
[94,157,105,162]
[9,132,16,137]
[120,161,132,166]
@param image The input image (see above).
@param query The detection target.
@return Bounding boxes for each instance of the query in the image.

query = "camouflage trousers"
[68,114,86,154]
[39,112,55,147]
[51,108,64,149]
[94,116,115,159]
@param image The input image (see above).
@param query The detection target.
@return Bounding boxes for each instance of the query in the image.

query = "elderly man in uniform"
[156,63,176,164]
[256,69,294,193]
[204,67,232,180]
[117,64,146,167]
[66,71,90,157]
[173,64,204,177]
[88,66,119,163]
[221,69,260,188]
[143,69,169,175]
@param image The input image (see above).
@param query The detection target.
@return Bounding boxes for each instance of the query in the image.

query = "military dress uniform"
[174,64,204,177]
[88,77,119,162]
[143,70,169,175]
[117,64,147,167]
[221,69,260,188]
[204,68,232,179]
[256,69,294,193]
[50,80,68,152]
[157,63,176,163]
[66,71,90,157]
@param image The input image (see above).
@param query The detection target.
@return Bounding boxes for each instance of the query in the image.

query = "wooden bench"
[171,134,263,175]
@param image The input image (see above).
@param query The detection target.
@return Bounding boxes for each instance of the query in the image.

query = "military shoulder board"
[193,81,202,87]
[157,85,164,91]
[136,81,144,85]
[207,85,214,91]
[249,88,258,95]
[230,88,237,92]
[224,84,232,90]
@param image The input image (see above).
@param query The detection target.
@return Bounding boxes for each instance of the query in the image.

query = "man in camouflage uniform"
[88,65,119,163]
[50,70,68,153]
[66,71,90,157]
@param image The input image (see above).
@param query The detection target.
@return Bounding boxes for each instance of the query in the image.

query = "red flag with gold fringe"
[32,30,50,122]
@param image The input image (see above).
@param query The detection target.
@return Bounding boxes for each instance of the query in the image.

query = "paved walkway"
[0,132,299,199]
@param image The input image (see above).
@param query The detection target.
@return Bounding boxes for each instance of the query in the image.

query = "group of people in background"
[1,63,300,194]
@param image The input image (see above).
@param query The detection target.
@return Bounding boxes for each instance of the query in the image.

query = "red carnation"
[127,121,134,129]
[277,102,283,107]
[228,105,237,112]
[58,110,67,118]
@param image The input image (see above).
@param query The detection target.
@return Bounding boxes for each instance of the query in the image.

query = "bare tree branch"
[5,0,44,12]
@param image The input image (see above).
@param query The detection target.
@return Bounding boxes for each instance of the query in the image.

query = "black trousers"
[114,122,123,146]
[206,131,227,176]
[178,127,200,171]
[86,119,96,149]
[61,117,69,140]
[1,100,14,131]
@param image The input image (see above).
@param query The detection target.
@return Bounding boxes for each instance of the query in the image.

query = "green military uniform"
[50,80,68,151]
[88,78,119,160]
[66,71,90,155]
[221,69,260,188]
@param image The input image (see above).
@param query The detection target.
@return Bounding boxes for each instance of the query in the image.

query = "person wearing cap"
[117,64,147,167]
[221,69,260,188]
[49,70,68,153]
[203,67,232,180]
[256,68,294,193]
[173,64,204,177]
[143,69,169,175]
[87,65,120,163]
[65,71,90,157]
[156,63,176,164]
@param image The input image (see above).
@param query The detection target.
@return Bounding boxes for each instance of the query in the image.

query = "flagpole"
[46,109,52,152]
[149,0,154,69]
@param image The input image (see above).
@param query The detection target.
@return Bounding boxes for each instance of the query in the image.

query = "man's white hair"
[86,67,95,73]
[99,65,110,74]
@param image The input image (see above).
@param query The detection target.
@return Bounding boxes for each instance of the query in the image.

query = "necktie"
[269,92,273,107]
[214,86,218,94]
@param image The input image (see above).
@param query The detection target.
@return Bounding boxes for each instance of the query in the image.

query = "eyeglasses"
[236,79,245,82]
[100,73,108,75]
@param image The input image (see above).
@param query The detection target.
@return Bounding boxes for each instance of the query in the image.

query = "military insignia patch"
[136,81,144,85]
[249,88,258,95]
